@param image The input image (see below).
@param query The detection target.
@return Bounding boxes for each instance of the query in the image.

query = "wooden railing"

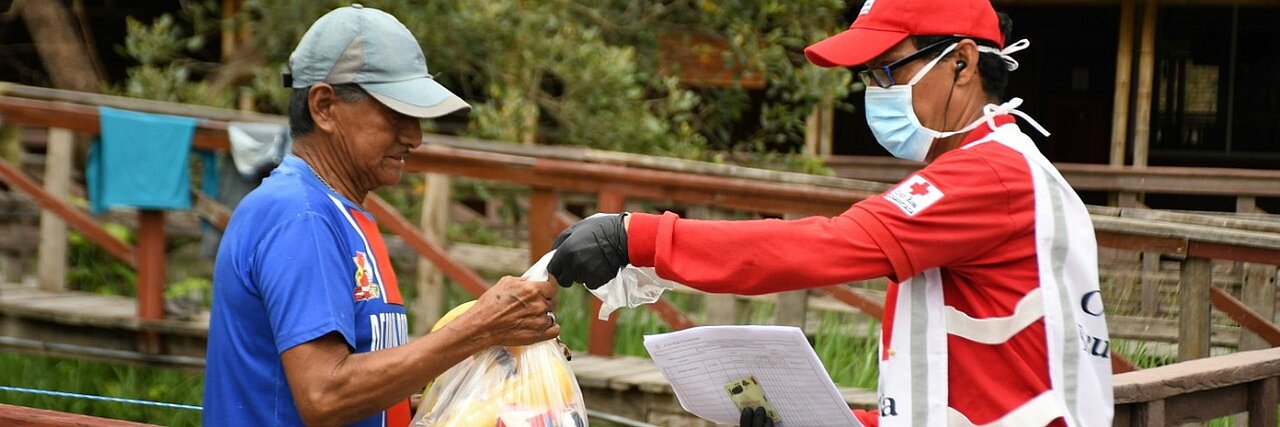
[1,83,1279,370]
[826,154,1280,212]
[0,403,156,427]
[1113,347,1280,426]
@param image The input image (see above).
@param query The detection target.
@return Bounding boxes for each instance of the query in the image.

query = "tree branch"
[204,43,264,105]
[18,0,102,92]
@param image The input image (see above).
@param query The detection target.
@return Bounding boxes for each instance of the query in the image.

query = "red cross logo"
[909,182,932,196]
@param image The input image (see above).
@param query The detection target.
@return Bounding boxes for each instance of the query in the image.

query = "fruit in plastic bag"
[411,301,587,427]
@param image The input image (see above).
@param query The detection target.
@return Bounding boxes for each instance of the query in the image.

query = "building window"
[1152,6,1280,160]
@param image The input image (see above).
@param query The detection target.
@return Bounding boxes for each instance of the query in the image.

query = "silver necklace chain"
[310,166,341,195]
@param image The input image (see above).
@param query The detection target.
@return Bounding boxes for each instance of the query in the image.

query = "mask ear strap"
[981,97,1052,137]
[907,43,959,86]
[977,38,1032,71]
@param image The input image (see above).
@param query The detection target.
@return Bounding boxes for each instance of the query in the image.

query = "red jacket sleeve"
[626,208,894,295]
[626,147,1020,294]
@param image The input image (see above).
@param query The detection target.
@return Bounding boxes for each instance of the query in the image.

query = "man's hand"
[547,214,628,289]
[457,276,560,347]
[740,407,775,427]
[280,276,558,426]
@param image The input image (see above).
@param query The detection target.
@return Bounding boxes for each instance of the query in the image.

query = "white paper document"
[644,326,863,426]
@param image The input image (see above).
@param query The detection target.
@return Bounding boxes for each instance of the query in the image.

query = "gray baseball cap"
[286,4,469,118]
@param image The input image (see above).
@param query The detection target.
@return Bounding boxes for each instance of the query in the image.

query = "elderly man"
[549,0,1112,426]
[204,6,559,427]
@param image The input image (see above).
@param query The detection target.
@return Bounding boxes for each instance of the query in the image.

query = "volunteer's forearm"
[285,323,487,427]
[626,210,894,295]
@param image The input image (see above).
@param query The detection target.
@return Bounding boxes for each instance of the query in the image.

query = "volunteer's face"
[331,96,423,189]
[863,39,956,132]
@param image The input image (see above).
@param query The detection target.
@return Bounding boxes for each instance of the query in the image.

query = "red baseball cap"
[805,0,1005,68]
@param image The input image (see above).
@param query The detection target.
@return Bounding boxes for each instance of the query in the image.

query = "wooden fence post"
[136,209,166,354]
[1131,0,1158,168]
[774,214,809,329]
[1140,252,1161,316]
[528,188,558,265]
[774,291,809,329]
[36,127,72,291]
[1235,192,1275,351]
[1178,257,1212,361]
[1134,399,1165,427]
[136,210,166,321]
[1237,196,1258,214]
[413,173,450,334]
[1240,264,1278,351]
[685,206,737,325]
[586,191,625,357]
[1109,0,1135,168]
[1247,377,1279,427]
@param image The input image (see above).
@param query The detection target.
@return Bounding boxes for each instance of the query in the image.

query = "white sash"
[876,124,1113,427]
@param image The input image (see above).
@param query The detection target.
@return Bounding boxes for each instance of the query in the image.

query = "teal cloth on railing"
[197,150,219,199]
[87,107,198,214]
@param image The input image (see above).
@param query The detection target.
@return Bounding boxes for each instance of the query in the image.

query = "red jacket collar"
[961,114,1016,145]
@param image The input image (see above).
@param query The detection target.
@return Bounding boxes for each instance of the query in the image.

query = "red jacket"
[626,116,1070,427]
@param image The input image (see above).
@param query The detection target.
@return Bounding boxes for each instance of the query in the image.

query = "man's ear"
[308,83,339,134]
[953,39,982,87]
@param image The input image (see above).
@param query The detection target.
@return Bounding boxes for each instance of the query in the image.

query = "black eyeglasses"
[857,38,959,89]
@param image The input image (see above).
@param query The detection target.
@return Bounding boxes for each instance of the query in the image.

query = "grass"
[0,352,202,426]
[812,311,880,389]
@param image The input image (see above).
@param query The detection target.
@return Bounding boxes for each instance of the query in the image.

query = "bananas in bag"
[411,301,587,427]
[412,251,587,427]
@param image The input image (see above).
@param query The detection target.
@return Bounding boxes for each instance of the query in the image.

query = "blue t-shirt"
[204,155,411,427]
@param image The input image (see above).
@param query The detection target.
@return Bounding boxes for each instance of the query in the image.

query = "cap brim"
[805,26,910,68]
[359,77,471,119]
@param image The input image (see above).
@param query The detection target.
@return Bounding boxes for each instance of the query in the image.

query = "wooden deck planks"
[0,284,209,335]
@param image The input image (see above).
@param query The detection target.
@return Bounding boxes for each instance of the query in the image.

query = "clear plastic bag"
[410,332,586,426]
[535,213,679,321]
[589,263,675,320]
[410,256,588,427]
[530,248,676,320]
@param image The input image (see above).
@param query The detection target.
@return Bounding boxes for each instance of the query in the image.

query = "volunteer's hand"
[739,407,774,427]
[460,276,559,347]
[547,214,628,290]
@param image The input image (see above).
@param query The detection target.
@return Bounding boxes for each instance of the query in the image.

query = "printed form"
[643,326,864,426]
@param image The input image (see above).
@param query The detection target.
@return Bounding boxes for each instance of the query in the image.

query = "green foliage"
[66,224,137,297]
[116,2,232,106]
[0,124,20,165]
[0,352,202,427]
[446,220,515,248]
[812,311,880,388]
[651,0,855,150]
[1111,339,1178,369]
[165,276,213,307]
[116,0,853,168]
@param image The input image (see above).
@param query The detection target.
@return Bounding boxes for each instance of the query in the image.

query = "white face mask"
[863,39,1047,161]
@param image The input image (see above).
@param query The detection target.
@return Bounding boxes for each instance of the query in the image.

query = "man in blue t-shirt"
[204,6,560,426]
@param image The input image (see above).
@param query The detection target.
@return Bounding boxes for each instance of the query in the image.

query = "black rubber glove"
[739,407,774,427]
[547,214,628,290]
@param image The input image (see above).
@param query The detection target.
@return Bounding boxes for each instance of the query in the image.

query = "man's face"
[325,96,419,190]
[330,95,423,189]
[863,38,957,131]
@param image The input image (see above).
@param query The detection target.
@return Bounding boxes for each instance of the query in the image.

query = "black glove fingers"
[546,214,630,290]
[547,250,575,288]
[611,213,629,258]
[551,226,575,250]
